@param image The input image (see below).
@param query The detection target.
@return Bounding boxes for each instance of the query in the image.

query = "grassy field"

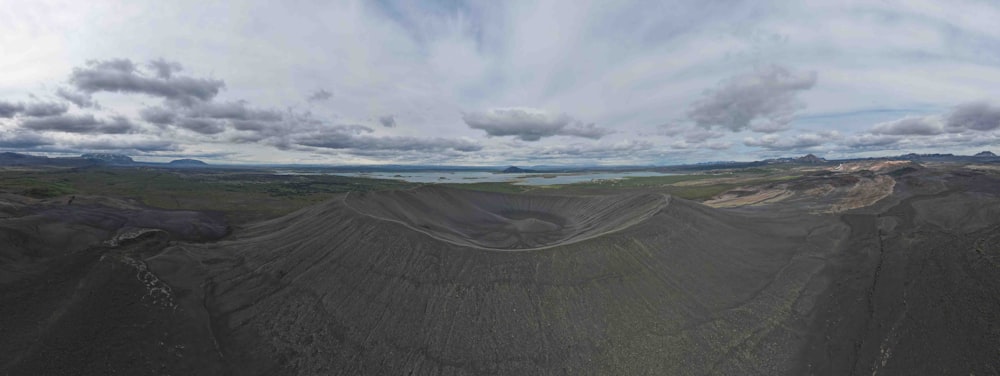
[0,167,414,223]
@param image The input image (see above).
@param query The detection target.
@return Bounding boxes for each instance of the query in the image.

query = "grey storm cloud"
[743,131,837,151]
[856,101,1000,144]
[72,137,177,152]
[529,139,652,158]
[0,101,24,118]
[294,125,481,152]
[0,131,51,148]
[69,58,224,104]
[140,106,177,125]
[56,88,98,108]
[102,116,140,134]
[844,134,903,150]
[683,128,725,143]
[142,100,283,135]
[871,116,943,136]
[689,65,817,133]
[185,101,282,122]
[307,89,333,102]
[23,102,70,117]
[558,123,614,139]
[654,124,729,150]
[227,110,333,144]
[462,108,612,141]
[0,101,70,118]
[19,114,137,134]
[177,118,226,134]
[946,102,1000,132]
[379,115,396,128]
[147,58,183,79]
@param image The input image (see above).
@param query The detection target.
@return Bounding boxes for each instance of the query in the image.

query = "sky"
[2,0,1000,166]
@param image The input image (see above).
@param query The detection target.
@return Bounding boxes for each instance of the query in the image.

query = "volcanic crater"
[342,188,669,250]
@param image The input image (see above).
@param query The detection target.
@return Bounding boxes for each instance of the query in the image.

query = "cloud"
[56,88,98,108]
[141,100,283,135]
[853,102,1000,147]
[744,131,838,151]
[0,101,72,118]
[23,102,70,117]
[0,101,24,118]
[654,124,730,150]
[7,1,1000,164]
[688,65,817,132]
[307,89,333,102]
[147,58,183,79]
[0,131,51,149]
[294,124,481,152]
[704,141,733,150]
[670,139,732,150]
[379,115,396,128]
[176,118,226,134]
[558,122,615,139]
[71,137,176,152]
[69,59,224,104]
[184,100,283,122]
[140,106,177,125]
[946,101,1000,132]
[19,114,137,134]
[871,116,943,135]
[463,108,567,141]
[844,133,903,150]
[463,108,611,141]
[682,128,724,143]
[524,139,654,159]
[102,116,140,134]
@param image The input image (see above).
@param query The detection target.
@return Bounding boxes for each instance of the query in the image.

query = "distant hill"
[0,152,92,167]
[899,153,955,160]
[169,159,208,166]
[81,153,134,164]
[0,152,46,165]
[0,152,32,160]
[796,154,826,163]
[501,166,538,173]
[764,154,828,165]
[974,151,997,157]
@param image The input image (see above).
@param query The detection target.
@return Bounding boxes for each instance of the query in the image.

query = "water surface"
[275,170,675,185]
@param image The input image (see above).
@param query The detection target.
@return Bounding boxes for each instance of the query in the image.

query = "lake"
[275,170,675,186]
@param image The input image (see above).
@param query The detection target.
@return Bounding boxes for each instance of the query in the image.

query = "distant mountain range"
[500,166,539,173]
[82,153,135,164]
[168,159,209,166]
[0,151,995,171]
[0,153,209,168]
[763,153,827,164]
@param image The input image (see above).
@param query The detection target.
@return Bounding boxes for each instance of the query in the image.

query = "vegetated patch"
[0,175,76,198]
[0,166,418,224]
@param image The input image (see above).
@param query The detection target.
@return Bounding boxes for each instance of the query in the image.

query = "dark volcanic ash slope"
[0,197,230,375]
[156,186,846,375]
[798,170,1000,376]
[8,167,999,376]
